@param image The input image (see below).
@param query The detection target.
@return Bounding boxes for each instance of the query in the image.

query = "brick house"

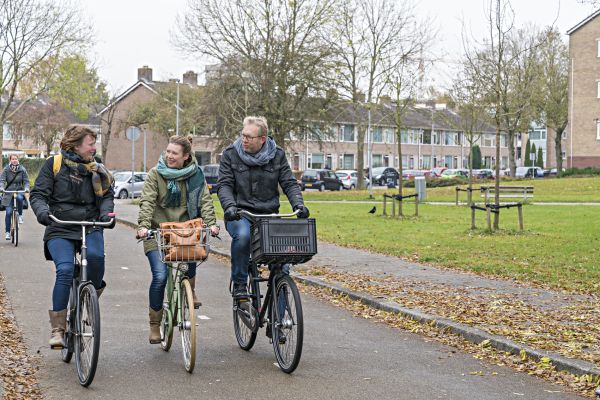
[567,9,600,167]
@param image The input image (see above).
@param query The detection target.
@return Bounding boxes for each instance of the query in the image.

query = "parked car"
[401,169,428,180]
[300,169,343,191]
[430,167,447,178]
[368,167,400,185]
[515,166,544,178]
[472,169,495,179]
[440,169,469,179]
[113,171,148,199]
[335,170,371,190]
[200,163,219,194]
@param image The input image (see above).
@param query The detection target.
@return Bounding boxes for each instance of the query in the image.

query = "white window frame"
[597,38,600,58]
[597,81,600,99]
[597,121,600,140]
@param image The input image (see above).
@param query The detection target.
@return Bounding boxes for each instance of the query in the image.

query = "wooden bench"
[480,185,534,203]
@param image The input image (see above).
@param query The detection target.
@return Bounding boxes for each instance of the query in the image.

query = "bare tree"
[0,0,89,167]
[462,0,544,229]
[331,0,428,189]
[99,93,120,164]
[537,27,568,172]
[173,0,338,148]
[11,101,70,155]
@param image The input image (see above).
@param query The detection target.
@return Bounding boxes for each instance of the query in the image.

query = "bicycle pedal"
[50,343,65,350]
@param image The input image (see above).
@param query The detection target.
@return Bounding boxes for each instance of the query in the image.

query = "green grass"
[297,176,600,203]
[212,194,599,293]
[303,202,599,294]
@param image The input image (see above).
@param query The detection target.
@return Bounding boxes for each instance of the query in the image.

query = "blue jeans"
[47,230,105,311]
[225,217,289,285]
[146,250,196,311]
[4,193,24,233]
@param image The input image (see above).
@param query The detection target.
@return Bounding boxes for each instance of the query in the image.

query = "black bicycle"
[1,189,27,247]
[232,209,317,373]
[50,214,115,387]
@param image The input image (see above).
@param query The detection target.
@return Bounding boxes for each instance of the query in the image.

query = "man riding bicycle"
[217,116,309,298]
[0,154,30,239]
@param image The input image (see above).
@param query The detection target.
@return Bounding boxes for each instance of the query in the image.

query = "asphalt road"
[0,213,582,399]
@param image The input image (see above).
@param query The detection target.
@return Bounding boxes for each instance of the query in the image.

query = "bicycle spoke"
[272,275,303,373]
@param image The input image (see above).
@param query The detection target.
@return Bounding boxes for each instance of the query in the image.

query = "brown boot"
[48,310,67,349]
[188,277,201,308]
[149,308,163,344]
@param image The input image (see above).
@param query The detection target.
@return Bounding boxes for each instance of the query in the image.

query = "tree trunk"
[555,126,564,172]
[357,125,366,189]
[507,130,517,176]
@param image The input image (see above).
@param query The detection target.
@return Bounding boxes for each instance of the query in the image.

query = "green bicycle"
[141,226,211,373]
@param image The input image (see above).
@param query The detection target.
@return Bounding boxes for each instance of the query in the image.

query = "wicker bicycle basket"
[155,227,210,263]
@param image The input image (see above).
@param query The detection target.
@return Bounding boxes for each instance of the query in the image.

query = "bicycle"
[232,209,317,374]
[49,213,115,387]
[140,225,211,373]
[1,189,27,247]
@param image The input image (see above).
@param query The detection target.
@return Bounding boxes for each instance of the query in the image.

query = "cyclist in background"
[30,126,115,349]
[217,116,309,298]
[0,154,30,239]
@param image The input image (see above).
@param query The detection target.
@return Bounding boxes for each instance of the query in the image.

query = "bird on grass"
[368,206,376,214]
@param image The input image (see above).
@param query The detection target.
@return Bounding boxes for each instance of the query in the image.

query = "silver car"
[335,170,371,190]
[113,171,148,199]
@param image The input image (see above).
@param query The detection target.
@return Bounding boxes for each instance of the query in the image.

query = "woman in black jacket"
[30,126,115,349]
[0,154,30,239]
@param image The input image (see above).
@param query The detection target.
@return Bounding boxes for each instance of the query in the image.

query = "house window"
[422,155,431,169]
[342,154,354,169]
[310,153,324,169]
[372,127,383,143]
[340,125,355,142]
[384,128,394,144]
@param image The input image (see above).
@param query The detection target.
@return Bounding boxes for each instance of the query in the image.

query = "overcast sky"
[83,0,598,94]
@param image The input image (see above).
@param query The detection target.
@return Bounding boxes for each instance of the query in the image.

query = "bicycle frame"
[162,263,188,339]
[244,262,285,333]
[2,190,26,246]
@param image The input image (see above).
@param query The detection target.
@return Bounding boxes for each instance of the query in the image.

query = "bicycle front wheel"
[233,270,258,351]
[180,279,196,373]
[271,275,303,374]
[75,284,100,387]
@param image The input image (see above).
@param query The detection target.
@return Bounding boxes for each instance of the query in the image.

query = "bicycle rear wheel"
[180,279,196,373]
[61,284,76,363]
[271,275,303,374]
[75,284,100,387]
[11,210,18,247]
[233,270,258,350]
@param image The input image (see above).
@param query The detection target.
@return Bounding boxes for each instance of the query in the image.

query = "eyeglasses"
[240,133,262,141]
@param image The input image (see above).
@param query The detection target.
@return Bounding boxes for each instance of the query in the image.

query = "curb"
[116,218,600,379]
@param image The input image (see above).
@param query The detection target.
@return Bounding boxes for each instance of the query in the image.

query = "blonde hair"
[243,116,268,137]
[60,126,97,152]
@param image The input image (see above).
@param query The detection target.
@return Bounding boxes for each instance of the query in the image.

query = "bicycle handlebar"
[1,189,28,193]
[49,213,116,227]
[238,209,300,218]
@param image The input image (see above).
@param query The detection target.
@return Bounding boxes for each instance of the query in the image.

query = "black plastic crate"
[250,218,317,265]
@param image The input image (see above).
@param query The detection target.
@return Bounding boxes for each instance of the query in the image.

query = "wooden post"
[486,205,492,231]
[415,196,419,217]
[467,188,472,205]
[518,204,524,231]
[455,187,459,206]
[383,195,387,216]
[391,197,396,217]
[484,187,489,204]
[471,206,476,229]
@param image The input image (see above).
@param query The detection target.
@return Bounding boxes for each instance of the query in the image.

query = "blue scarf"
[233,136,278,166]
[156,154,198,208]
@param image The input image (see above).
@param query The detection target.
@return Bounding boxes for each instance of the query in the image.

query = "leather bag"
[159,218,207,262]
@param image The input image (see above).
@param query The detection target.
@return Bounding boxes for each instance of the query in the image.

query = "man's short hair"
[243,116,268,137]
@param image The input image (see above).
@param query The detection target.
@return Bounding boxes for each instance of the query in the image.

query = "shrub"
[558,167,600,177]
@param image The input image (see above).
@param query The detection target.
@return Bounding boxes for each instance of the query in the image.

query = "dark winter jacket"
[30,156,114,258]
[217,143,304,214]
[0,164,30,208]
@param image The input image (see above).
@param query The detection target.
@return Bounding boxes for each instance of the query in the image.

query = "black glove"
[224,207,240,221]
[294,205,310,219]
[37,210,52,226]
[99,214,116,229]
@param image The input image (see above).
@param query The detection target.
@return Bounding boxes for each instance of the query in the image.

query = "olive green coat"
[137,167,217,254]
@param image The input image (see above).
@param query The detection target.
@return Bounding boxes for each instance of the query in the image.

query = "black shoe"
[232,283,249,299]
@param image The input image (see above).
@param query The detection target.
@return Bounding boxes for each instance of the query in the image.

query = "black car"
[368,167,400,186]
[200,164,219,194]
[300,169,343,191]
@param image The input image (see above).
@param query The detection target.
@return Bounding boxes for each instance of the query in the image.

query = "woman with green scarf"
[137,135,219,344]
